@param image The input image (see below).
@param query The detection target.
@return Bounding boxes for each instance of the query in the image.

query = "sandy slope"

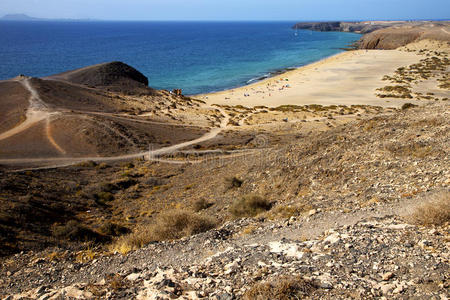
[196,49,423,108]
[0,78,51,141]
[0,106,231,170]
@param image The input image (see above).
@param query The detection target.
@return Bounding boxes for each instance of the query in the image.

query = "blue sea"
[0,21,360,95]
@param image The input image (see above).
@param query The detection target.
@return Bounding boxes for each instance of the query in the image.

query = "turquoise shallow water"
[0,21,360,95]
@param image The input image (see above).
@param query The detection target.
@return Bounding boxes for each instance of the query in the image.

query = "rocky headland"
[293,21,450,49]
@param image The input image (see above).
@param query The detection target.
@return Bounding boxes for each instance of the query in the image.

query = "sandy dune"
[197,49,423,108]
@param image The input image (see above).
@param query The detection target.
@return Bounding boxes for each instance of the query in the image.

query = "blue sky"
[0,0,448,21]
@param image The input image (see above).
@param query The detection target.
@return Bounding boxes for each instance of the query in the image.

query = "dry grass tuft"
[225,176,243,189]
[402,103,418,110]
[407,192,450,226]
[230,194,272,218]
[193,198,213,212]
[264,204,312,220]
[111,210,216,254]
[51,220,103,242]
[243,276,317,300]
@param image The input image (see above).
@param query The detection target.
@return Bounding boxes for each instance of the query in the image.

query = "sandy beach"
[196,49,423,108]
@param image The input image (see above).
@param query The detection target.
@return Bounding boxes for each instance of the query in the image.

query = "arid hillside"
[0,25,449,300]
[293,20,450,50]
[0,63,226,161]
[1,100,448,299]
[358,22,450,49]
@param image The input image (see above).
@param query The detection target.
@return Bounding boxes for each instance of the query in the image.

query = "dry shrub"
[77,160,97,168]
[402,103,418,110]
[51,220,103,242]
[244,276,316,300]
[193,198,213,212]
[230,194,272,218]
[152,211,216,239]
[94,192,114,205]
[386,142,435,158]
[265,203,312,220]
[99,222,129,236]
[75,248,98,263]
[111,210,216,254]
[225,176,243,189]
[408,192,449,226]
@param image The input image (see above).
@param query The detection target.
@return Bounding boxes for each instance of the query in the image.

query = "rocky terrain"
[292,21,395,34]
[293,21,450,50]
[1,100,449,299]
[358,24,450,50]
[1,24,449,300]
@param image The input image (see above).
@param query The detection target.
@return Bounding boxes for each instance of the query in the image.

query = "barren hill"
[358,23,450,49]
[48,61,155,95]
[0,63,222,161]
[293,21,450,49]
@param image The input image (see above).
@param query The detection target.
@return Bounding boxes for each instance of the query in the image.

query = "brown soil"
[0,81,29,133]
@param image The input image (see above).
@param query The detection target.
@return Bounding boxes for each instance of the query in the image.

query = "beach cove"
[196,48,427,108]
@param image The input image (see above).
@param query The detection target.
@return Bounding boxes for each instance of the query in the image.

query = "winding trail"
[146,106,229,159]
[0,84,232,170]
[0,78,50,141]
[45,117,66,155]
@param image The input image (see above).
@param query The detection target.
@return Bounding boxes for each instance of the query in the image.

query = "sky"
[0,0,449,21]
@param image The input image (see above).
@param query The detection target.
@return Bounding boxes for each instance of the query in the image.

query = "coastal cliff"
[357,25,450,49]
[292,21,394,34]
[293,21,450,50]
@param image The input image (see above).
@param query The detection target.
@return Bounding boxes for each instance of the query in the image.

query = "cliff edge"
[293,21,450,49]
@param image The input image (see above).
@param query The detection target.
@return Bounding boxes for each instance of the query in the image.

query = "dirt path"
[147,106,229,158]
[0,105,232,170]
[0,78,50,141]
[243,197,420,245]
[45,117,66,155]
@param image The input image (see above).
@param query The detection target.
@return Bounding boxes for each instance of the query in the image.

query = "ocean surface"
[0,21,360,95]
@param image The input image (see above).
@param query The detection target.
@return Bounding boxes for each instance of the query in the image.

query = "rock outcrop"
[292,21,394,34]
[293,21,450,50]
[49,61,155,95]
[357,25,450,50]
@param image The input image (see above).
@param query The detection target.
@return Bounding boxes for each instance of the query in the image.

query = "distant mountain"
[0,14,96,21]
[1,14,39,21]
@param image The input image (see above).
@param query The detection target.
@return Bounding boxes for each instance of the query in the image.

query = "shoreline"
[194,48,427,108]
[193,48,358,96]
[194,51,350,98]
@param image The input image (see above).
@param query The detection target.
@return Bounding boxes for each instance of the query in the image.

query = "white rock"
[324,233,341,244]
[380,283,395,295]
[126,273,141,281]
[308,209,317,216]
[387,224,413,230]
[62,285,93,299]
[419,240,432,247]
[393,285,404,294]
[257,261,267,267]
[268,242,304,259]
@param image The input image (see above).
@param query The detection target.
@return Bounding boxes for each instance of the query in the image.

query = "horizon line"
[1,14,449,23]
